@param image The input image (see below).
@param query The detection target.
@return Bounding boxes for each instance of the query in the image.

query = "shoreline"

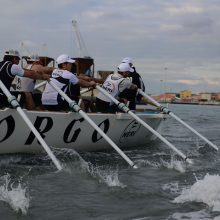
[159,101,220,106]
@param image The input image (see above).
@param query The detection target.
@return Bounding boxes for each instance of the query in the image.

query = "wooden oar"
[138,89,218,151]
[48,80,137,169]
[0,80,62,171]
[96,85,193,164]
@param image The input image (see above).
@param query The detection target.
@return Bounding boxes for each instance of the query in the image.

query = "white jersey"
[97,73,132,104]
[41,69,79,105]
[11,64,35,92]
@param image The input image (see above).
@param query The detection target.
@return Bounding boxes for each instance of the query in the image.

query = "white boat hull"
[0,108,165,154]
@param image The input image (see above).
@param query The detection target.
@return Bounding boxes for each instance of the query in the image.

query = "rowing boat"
[0,107,165,154]
[0,56,217,167]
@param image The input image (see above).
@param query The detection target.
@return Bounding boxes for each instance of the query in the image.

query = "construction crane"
[20,42,32,56]
[72,20,90,58]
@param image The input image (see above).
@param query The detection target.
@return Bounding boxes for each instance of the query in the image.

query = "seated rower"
[11,54,53,110]
[41,54,96,111]
[119,57,146,110]
[96,62,137,113]
[0,50,50,109]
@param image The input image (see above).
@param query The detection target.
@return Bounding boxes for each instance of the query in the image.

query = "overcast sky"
[1,0,220,94]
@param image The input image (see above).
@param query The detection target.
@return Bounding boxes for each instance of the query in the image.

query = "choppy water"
[0,104,220,220]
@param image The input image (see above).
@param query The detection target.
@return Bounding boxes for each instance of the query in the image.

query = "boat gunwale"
[0,107,166,119]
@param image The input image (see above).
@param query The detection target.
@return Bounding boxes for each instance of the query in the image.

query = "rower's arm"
[23,70,50,80]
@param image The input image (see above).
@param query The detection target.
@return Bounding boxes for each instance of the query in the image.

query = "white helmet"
[121,57,133,64]
[4,49,21,59]
[27,54,40,62]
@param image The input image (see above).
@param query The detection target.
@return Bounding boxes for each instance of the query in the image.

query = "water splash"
[0,174,30,215]
[135,155,186,173]
[170,209,212,220]
[72,157,126,188]
[86,164,126,188]
[55,148,126,188]
[173,173,220,212]
[162,182,180,195]
[160,157,186,173]
[135,159,161,168]
[0,155,22,166]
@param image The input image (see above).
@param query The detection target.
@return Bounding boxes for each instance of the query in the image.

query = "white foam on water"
[0,174,30,215]
[131,217,151,220]
[160,156,186,173]
[0,156,22,166]
[162,182,180,195]
[173,173,220,212]
[135,150,187,173]
[87,165,126,188]
[100,171,125,188]
[57,148,126,188]
[135,159,161,168]
[53,148,90,173]
[136,156,186,173]
[170,209,212,220]
[152,152,168,156]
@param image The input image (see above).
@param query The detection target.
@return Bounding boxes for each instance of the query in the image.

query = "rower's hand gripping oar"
[96,85,193,164]
[138,89,218,151]
[0,80,62,171]
[48,80,137,169]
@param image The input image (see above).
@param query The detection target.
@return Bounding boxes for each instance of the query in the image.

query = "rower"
[119,57,145,110]
[0,50,50,109]
[41,54,96,111]
[11,54,53,110]
[96,62,137,113]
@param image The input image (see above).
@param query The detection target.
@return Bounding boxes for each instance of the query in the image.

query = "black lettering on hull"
[92,119,110,143]
[0,115,15,143]
[63,117,85,143]
[25,116,53,145]
[119,120,141,143]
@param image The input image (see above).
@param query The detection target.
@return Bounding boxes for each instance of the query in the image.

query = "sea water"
[0,104,220,220]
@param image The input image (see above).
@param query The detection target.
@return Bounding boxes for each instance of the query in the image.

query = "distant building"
[217,93,220,101]
[191,94,200,102]
[180,90,192,99]
[152,93,176,102]
[211,93,220,101]
[199,93,212,101]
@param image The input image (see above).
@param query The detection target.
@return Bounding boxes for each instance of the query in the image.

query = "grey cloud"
[1,0,220,94]
[181,15,214,34]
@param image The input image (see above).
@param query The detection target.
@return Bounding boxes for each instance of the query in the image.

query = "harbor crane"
[20,42,31,56]
[72,20,90,58]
